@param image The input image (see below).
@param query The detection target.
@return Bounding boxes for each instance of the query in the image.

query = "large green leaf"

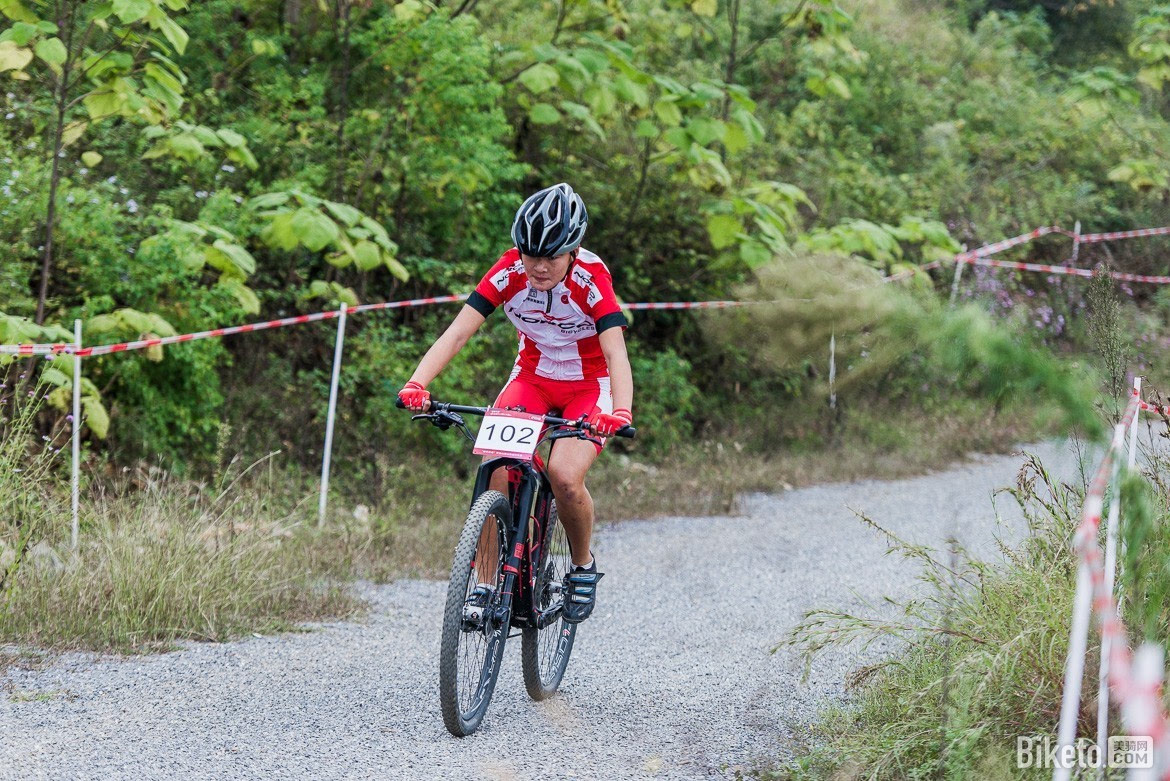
[0,1,38,23]
[249,191,291,210]
[82,397,110,439]
[155,12,189,54]
[291,207,340,252]
[691,0,717,17]
[613,74,649,108]
[324,200,362,227]
[86,313,120,334]
[112,0,151,23]
[167,132,205,162]
[528,102,561,125]
[358,216,395,251]
[559,101,606,140]
[0,40,32,72]
[723,123,749,154]
[39,367,70,388]
[83,89,123,121]
[216,127,246,148]
[653,98,682,127]
[385,254,409,282]
[519,62,560,94]
[261,212,299,251]
[706,214,744,250]
[352,240,382,271]
[218,277,260,314]
[585,83,617,117]
[2,22,38,46]
[33,36,66,71]
[210,239,256,276]
[686,117,726,146]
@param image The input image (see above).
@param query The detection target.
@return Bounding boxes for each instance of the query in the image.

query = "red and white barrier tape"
[1070,391,1170,773]
[955,226,1064,262]
[624,300,747,310]
[0,294,765,357]
[960,255,1170,285]
[0,294,471,357]
[5,222,1170,357]
[1078,225,1170,244]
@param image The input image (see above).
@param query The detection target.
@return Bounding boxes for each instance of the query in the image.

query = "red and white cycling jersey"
[467,247,627,381]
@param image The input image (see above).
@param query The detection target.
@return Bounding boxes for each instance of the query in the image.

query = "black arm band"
[596,311,628,333]
[466,291,497,317]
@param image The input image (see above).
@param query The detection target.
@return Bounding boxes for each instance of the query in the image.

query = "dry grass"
[592,397,1053,522]
[775,453,1085,779]
[1,469,361,653]
[0,393,1051,655]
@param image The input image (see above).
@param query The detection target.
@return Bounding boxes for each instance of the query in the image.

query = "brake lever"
[411,410,462,430]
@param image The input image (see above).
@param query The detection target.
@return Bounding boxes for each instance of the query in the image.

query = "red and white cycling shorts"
[493,368,613,454]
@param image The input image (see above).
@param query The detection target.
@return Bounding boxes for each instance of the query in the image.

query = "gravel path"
[0,442,1084,780]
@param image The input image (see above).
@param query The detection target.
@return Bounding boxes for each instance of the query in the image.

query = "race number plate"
[473,409,545,460]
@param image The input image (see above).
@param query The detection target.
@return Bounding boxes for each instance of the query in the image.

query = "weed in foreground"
[0,455,362,654]
[780,454,1088,780]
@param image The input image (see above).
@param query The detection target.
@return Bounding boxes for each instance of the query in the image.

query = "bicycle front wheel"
[521,499,577,700]
[439,489,511,737]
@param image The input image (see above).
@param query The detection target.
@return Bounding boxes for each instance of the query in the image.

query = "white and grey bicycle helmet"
[511,183,588,258]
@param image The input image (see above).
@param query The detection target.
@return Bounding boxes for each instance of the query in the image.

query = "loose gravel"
[0,442,1084,780]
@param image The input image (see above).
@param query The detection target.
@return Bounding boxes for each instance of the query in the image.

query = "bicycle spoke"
[455,512,503,718]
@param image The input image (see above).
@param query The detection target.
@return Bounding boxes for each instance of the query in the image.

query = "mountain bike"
[396,397,635,737]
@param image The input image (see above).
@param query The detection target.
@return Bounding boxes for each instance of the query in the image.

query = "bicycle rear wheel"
[521,500,577,700]
[439,489,511,736]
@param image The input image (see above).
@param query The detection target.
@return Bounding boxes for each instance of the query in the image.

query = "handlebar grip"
[616,424,636,438]
[394,396,406,409]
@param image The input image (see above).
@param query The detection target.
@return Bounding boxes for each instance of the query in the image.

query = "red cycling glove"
[587,407,632,438]
[398,380,430,411]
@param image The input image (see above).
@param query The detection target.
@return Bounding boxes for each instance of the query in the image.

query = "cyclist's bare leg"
[546,437,600,568]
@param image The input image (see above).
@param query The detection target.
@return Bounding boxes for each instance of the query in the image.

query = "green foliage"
[0,381,68,595]
[251,189,406,281]
[624,347,700,456]
[786,453,1085,778]
[0,0,1164,478]
[799,216,961,274]
[1120,470,1169,642]
[714,253,1104,439]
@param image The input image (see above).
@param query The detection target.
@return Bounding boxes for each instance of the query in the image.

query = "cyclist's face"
[521,252,572,291]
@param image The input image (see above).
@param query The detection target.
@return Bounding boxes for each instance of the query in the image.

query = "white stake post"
[1097,423,1127,774]
[318,303,347,527]
[71,319,81,550]
[828,332,836,410]
[1071,220,1082,264]
[1129,377,1142,471]
[949,245,967,307]
[1056,555,1096,781]
[1123,643,1164,781]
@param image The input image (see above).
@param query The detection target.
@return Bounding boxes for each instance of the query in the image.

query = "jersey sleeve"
[586,266,628,333]
[467,251,520,317]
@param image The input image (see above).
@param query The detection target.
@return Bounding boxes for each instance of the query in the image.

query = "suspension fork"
[490,464,539,626]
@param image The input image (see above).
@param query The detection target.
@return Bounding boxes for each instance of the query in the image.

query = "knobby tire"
[521,500,577,700]
[438,490,511,737]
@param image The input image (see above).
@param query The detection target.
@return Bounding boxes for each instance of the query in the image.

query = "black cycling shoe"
[561,559,604,624]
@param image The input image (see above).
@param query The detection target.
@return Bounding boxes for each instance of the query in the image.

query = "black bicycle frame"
[470,457,562,631]
[396,395,633,632]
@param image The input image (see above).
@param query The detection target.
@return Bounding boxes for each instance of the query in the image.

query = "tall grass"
[0,374,69,595]
[0,407,361,652]
[782,454,1094,779]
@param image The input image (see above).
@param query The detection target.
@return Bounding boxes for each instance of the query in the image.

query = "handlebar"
[395,396,636,438]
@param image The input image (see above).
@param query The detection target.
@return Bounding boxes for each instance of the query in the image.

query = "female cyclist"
[397,183,633,623]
